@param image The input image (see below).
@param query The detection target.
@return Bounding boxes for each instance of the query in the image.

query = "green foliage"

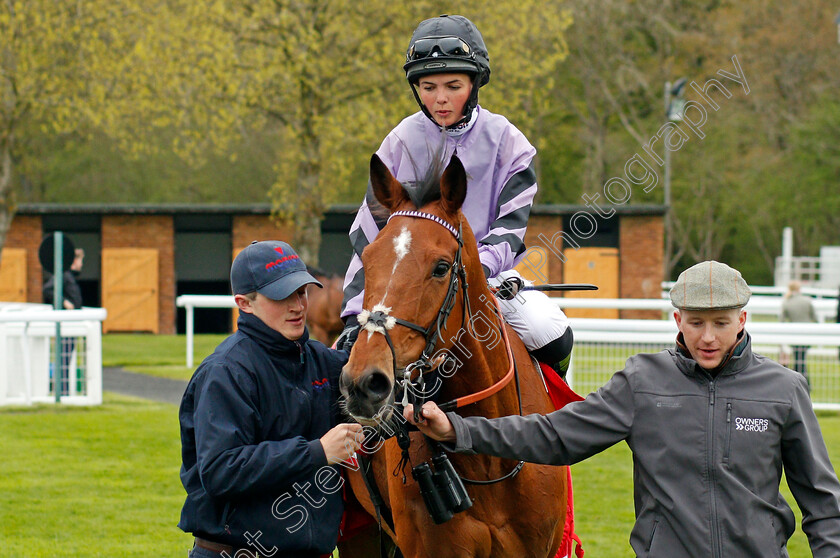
[6,0,840,280]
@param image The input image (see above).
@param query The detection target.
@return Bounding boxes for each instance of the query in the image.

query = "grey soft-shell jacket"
[447,333,840,557]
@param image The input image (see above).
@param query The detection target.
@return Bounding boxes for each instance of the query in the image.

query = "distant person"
[781,280,817,384]
[178,241,363,558]
[42,248,84,395]
[43,248,84,310]
[406,261,840,557]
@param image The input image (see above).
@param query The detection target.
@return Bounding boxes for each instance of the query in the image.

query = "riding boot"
[530,328,574,381]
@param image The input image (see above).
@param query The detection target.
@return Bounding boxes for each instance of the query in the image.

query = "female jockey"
[339,14,573,378]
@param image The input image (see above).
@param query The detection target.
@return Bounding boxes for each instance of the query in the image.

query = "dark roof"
[531,204,666,216]
[17,202,666,217]
[16,203,278,215]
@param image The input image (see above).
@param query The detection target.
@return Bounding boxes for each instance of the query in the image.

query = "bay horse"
[305,266,345,345]
[338,154,569,558]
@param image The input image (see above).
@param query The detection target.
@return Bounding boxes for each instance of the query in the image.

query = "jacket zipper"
[296,341,304,364]
[723,402,732,464]
[707,381,723,557]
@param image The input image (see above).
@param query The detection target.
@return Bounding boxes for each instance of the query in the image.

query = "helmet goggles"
[407,36,474,63]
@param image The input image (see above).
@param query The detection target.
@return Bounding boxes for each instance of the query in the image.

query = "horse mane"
[366,129,453,222]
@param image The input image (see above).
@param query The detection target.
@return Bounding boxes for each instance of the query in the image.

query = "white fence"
[176,295,237,368]
[662,281,839,299]
[0,303,106,406]
[566,318,840,411]
[173,294,840,409]
[555,295,838,323]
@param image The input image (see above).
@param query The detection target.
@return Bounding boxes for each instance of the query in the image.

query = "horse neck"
[437,229,520,417]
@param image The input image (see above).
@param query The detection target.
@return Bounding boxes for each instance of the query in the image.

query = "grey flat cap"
[670,260,751,310]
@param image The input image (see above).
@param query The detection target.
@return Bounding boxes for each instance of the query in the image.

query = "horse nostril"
[360,370,392,402]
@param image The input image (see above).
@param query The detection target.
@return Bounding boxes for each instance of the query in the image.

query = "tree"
[0,0,239,257]
[0,2,130,257]
[181,1,573,264]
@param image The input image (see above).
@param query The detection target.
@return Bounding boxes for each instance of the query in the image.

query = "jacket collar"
[674,330,751,378]
[236,311,309,358]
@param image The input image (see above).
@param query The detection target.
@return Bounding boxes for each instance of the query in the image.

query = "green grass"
[23,335,836,556]
[2,392,837,557]
[0,392,193,557]
[102,333,226,380]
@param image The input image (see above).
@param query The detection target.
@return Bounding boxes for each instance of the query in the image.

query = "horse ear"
[440,155,468,214]
[370,154,409,212]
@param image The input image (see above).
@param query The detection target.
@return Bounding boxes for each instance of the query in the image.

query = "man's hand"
[320,423,364,464]
[403,402,456,443]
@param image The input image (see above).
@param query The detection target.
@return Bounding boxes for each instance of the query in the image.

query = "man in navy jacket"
[179,241,363,558]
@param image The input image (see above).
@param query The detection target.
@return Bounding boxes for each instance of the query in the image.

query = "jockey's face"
[417,73,473,127]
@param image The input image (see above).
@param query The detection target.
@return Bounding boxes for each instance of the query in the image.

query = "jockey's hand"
[495,276,524,300]
[320,423,364,465]
[336,315,360,353]
[404,402,456,443]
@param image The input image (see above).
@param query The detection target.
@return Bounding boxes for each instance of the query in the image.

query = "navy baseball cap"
[231,241,322,300]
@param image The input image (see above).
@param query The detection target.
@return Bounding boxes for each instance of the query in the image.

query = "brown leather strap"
[194,537,233,554]
[194,536,332,557]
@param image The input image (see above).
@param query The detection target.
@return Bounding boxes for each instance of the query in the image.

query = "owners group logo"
[735,416,769,432]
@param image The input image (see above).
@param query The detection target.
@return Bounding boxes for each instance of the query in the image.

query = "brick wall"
[102,215,176,334]
[523,214,565,283]
[232,215,294,253]
[619,215,664,319]
[5,215,44,303]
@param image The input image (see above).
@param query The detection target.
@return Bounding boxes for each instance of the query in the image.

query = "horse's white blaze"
[379,227,412,307]
[393,227,411,262]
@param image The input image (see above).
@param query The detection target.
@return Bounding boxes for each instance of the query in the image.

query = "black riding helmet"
[403,15,490,127]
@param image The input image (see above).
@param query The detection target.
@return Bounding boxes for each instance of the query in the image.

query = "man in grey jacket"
[406,261,840,557]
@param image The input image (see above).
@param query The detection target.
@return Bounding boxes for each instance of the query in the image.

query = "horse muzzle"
[339,366,395,426]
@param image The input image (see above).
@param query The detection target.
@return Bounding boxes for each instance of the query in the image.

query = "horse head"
[339,153,485,426]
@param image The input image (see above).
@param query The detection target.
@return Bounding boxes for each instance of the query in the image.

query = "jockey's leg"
[489,270,573,379]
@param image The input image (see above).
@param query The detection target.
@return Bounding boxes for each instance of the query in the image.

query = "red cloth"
[540,363,585,558]
[337,468,377,542]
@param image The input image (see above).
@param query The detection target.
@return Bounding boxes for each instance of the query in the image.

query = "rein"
[437,295,516,413]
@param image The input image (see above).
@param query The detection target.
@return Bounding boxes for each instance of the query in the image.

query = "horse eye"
[432,261,451,278]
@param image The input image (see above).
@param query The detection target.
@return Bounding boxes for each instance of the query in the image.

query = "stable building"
[0,203,665,334]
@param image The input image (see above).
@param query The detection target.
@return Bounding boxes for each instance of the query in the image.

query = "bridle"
[359,210,468,380]
[357,209,518,414]
[355,208,526,534]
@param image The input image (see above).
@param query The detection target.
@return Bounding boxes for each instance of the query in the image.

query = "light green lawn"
[102,333,226,380]
[2,391,837,556]
[0,392,193,557]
